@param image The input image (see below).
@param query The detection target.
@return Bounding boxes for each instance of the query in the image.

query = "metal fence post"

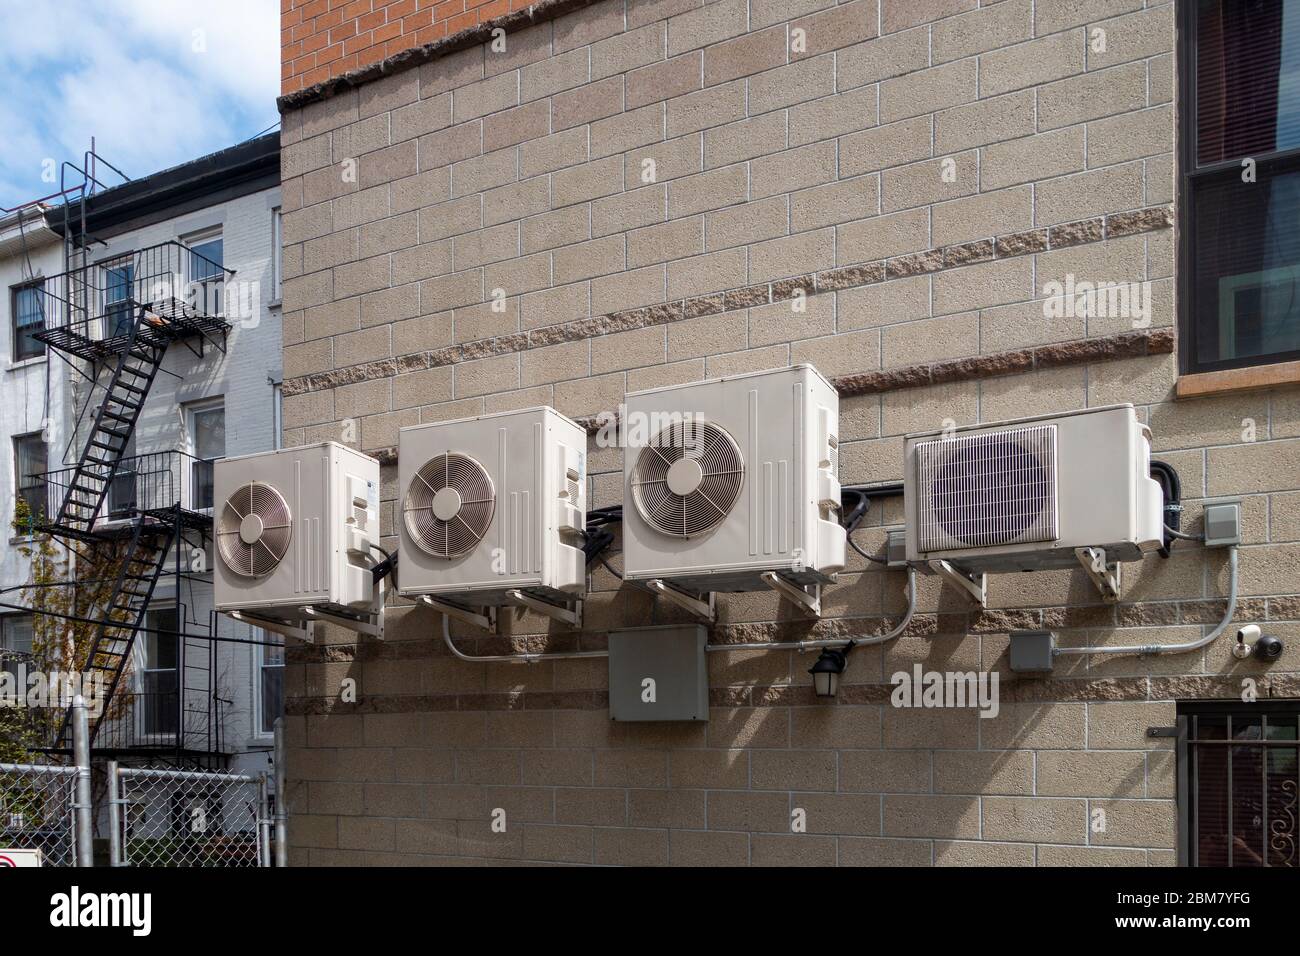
[70,695,94,867]
[257,772,271,867]
[106,760,122,867]
[273,717,288,867]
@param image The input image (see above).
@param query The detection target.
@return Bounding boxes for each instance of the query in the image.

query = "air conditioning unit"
[904,404,1163,573]
[213,442,381,617]
[397,406,587,605]
[622,364,846,592]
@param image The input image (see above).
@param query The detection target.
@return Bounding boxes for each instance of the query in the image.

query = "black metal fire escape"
[28,240,233,758]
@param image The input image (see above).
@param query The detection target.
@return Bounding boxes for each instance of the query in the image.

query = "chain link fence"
[0,762,81,866]
[109,764,270,867]
[1,701,281,867]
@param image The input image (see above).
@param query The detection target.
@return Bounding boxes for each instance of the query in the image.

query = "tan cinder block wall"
[275,0,1300,865]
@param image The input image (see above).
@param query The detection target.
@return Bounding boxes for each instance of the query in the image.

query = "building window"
[141,607,179,737]
[0,615,33,679]
[1180,702,1299,867]
[1182,0,1300,373]
[107,433,137,519]
[271,207,282,302]
[12,432,46,525]
[185,399,225,511]
[256,637,284,737]
[11,281,45,361]
[101,258,135,341]
[187,230,224,316]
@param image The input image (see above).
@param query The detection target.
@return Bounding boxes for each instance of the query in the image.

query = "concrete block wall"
[276,0,1300,865]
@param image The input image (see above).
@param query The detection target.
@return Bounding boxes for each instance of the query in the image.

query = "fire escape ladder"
[54,519,172,749]
[53,304,166,539]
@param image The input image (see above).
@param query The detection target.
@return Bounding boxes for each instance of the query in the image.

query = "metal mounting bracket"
[418,595,498,634]
[644,579,717,625]
[302,605,385,640]
[1075,547,1121,602]
[760,571,822,619]
[224,610,315,644]
[928,560,987,607]
[505,590,583,629]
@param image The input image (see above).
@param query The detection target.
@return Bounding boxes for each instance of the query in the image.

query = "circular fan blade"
[403,452,496,558]
[631,419,744,537]
[216,481,292,578]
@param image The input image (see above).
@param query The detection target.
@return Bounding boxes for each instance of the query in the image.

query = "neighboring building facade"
[0,209,68,675]
[0,135,286,776]
[275,0,1300,865]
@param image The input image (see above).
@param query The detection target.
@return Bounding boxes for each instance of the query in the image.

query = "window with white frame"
[1,614,33,679]
[184,398,225,511]
[256,636,284,737]
[101,257,135,340]
[12,431,46,525]
[186,229,224,315]
[11,280,45,361]
[141,607,179,736]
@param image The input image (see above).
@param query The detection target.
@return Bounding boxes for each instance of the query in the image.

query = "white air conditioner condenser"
[397,406,587,604]
[213,441,381,617]
[622,364,846,592]
[903,404,1163,572]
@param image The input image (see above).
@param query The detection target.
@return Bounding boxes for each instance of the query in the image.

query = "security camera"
[1232,624,1259,660]
[1254,634,1284,662]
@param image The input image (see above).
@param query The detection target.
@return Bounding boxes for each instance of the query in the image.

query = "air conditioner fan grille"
[217,481,293,578]
[403,452,496,558]
[631,419,744,537]
[916,424,1058,552]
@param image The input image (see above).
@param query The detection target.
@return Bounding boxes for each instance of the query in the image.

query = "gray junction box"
[608,625,709,721]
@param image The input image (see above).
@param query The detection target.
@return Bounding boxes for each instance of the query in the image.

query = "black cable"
[1149,460,1182,559]
[839,487,893,565]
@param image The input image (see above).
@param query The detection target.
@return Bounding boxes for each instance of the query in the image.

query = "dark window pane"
[1196,742,1231,865]
[12,283,45,360]
[1196,0,1300,165]
[1191,158,1300,366]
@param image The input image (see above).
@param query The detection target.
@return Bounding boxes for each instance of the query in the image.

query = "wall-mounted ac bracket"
[303,604,385,641]
[644,579,716,625]
[418,595,498,634]
[505,589,583,629]
[1075,546,1121,602]
[224,610,315,644]
[760,571,822,619]
[927,560,987,607]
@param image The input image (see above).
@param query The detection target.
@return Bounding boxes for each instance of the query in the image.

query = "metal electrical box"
[608,625,709,721]
[1009,630,1057,672]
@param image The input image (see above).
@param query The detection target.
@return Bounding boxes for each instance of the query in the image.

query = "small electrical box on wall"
[608,625,709,721]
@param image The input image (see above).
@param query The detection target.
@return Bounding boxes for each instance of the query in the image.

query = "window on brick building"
[1179,702,1300,867]
[1182,0,1300,373]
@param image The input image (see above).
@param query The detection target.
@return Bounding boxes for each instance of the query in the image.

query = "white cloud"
[0,0,279,208]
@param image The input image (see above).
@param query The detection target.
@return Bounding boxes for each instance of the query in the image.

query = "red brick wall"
[281,0,533,95]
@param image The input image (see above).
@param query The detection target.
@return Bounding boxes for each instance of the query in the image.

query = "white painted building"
[0,134,283,776]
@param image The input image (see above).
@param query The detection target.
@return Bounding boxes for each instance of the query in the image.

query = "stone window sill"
[1176,360,1300,398]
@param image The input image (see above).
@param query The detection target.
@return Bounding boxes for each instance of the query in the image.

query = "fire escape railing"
[15,240,236,765]
[30,240,233,362]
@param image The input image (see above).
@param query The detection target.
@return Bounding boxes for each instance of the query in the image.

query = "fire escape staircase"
[27,242,234,758]
[51,306,166,541]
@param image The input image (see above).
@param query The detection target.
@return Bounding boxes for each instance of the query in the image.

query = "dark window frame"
[10,279,46,362]
[1177,700,1300,867]
[1178,0,1300,375]
[12,431,47,525]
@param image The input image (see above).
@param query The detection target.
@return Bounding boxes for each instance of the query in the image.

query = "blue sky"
[0,0,280,210]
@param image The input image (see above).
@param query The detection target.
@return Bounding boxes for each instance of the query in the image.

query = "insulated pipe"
[1056,546,1238,658]
[439,566,918,662]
